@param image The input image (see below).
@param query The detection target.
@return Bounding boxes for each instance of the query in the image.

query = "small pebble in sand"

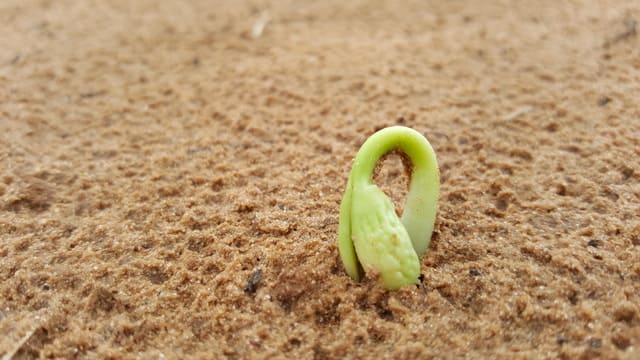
[244,269,263,295]
[469,269,481,277]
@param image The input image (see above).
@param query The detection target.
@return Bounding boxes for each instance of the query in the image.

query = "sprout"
[338,126,440,290]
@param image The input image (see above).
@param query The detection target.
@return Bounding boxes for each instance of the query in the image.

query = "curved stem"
[338,175,362,281]
[350,126,440,255]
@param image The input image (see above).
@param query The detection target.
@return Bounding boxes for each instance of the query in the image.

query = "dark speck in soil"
[469,269,481,277]
[244,268,263,295]
[587,239,600,248]
[587,337,602,348]
[417,274,428,293]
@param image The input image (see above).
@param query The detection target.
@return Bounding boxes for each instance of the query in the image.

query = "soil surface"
[1,1,639,358]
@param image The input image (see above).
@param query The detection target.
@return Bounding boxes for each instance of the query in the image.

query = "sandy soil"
[1,0,639,358]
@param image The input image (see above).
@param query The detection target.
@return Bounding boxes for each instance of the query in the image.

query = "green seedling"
[338,126,439,290]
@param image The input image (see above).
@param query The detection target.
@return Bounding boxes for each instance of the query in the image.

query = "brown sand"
[1,1,639,358]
